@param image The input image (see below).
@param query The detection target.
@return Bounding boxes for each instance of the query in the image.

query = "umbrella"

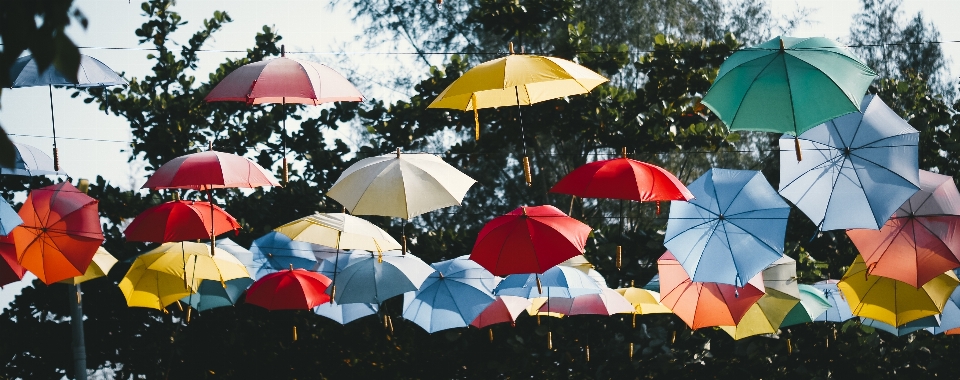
[205,45,363,183]
[559,255,608,288]
[124,200,241,243]
[838,255,959,326]
[526,298,565,319]
[427,48,608,183]
[642,274,660,291]
[245,268,332,310]
[780,284,833,327]
[812,280,855,323]
[0,234,25,287]
[0,142,67,176]
[247,231,335,279]
[142,151,280,191]
[9,54,126,170]
[211,238,255,273]
[139,242,251,285]
[119,255,196,310]
[470,205,592,279]
[494,265,603,298]
[181,277,254,312]
[664,168,790,286]
[762,256,800,298]
[471,296,532,328]
[537,288,634,316]
[700,36,876,160]
[719,288,800,340]
[779,95,920,231]
[931,282,960,334]
[58,247,117,285]
[0,197,23,236]
[615,287,672,315]
[658,251,765,329]
[13,182,103,284]
[313,300,379,325]
[402,256,497,333]
[316,250,434,304]
[847,170,960,287]
[861,316,938,336]
[275,213,401,252]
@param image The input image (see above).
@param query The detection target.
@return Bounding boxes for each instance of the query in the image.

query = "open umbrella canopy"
[471,295,532,328]
[0,143,67,177]
[402,256,497,333]
[317,250,434,304]
[246,268,332,310]
[537,288,634,316]
[327,152,477,219]
[615,287,673,315]
[780,284,833,327]
[719,288,800,340]
[10,54,126,88]
[494,265,603,298]
[700,36,876,138]
[658,251,765,329]
[848,170,960,287]
[14,182,103,284]
[119,254,196,310]
[812,280,855,323]
[181,277,254,312]
[0,197,22,237]
[931,282,960,334]
[205,53,363,105]
[124,200,241,243]
[314,300,379,325]
[141,151,280,190]
[762,256,800,298]
[664,168,790,286]
[470,205,592,276]
[861,316,938,337]
[839,255,959,326]
[0,234,25,287]
[275,213,401,252]
[560,255,608,288]
[247,231,337,279]
[779,95,920,231]
[58,247,117,285]
[139,242,251,285]
[550,157,693,202]
[642,275,660,291]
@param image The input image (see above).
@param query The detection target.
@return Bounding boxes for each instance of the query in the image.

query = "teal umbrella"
[180,277,254,312]
[701,36,877,160]
[780,284,832,327]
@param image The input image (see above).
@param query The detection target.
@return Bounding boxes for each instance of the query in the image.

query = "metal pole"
[68,283,87,380]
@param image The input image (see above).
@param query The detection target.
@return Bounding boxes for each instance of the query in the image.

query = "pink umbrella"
[537,288,635,316]
[470,295,531,328]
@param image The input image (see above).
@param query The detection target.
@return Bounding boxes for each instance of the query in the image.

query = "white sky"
[1,0,959,307]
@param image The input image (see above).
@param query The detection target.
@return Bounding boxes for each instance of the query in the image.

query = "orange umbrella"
[13,182,103,284]
[658,251,765,329]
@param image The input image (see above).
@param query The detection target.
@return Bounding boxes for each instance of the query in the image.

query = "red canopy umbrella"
[245,268,332,310]
[658,251,765,329]
[470,295,531,328]
[124,200,241,243]
[0,234,25,287]
[205,45,363,183]
[848,170,960,287]
[469,205,591,276]
[13,182,103,284]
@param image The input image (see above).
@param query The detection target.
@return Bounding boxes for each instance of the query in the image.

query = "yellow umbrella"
[58,247,117,285]
[141,242,251,285]
[275,213,401,253]
[838,255,959,326]
[119,253,197,310]
[719,288,800,340]
[615,287,672,315]
[527,297,565,319]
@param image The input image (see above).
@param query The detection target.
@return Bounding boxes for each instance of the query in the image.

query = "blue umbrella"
[317,250,434,304]
[813,280,854,323]
[402,256,497,333]
[0,143,67,177]
[494,265,603,298]
[664,168,790,286]
[313,300,378,324]
[180,277,254,312]
[642,274,660,291]
[249,232,337,279]
[779,95,920,231]
[0,198,22,236]
[861,316,938,336]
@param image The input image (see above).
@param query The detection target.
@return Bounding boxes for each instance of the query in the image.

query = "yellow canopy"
[527,297,565,319]
[59,247,118,285]
[275,213,401,252]
[615,287,672,315]
[119,253,196,310]
[719,288,800,340]
[838,255,959,326]
[140,242,251,284]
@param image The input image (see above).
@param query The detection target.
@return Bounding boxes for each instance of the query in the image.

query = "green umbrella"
[780,284,833,327]
[701,36,877,161]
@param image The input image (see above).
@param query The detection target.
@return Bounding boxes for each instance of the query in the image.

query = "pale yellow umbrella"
[59,247,117,285]
[140,242,251,285]
[527,297,565,319]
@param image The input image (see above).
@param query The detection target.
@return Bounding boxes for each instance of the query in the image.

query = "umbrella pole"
[48,85,60,171]
[515,86,532,186]
[207,189,216,254]
[618,199,623,270]
[330,231,342,304]
[281,97,289,184]
[67,283,87,380]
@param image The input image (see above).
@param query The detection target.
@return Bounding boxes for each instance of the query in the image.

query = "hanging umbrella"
[860,316,938,337]
[13,182,103,284]
[245,268,332,310]
[0,197,22,236]
[119,254,196,310]
[779,95,920,231]
[210,238,255,274]
[559,255,608,288]
[402,256,497,333]
[124,200,241,243]
[526,298,566,319]
[0,234,25,287]
[0,142,67,177]
[316,250,433,304]
[719,288,800,340]
[664,168,790,286]
[838,255,958,326]
[762,256,800,298]
[470,296,532,328]
[615,287,672,315]
[847,170,960,287]
[205,45,363,183]
[58,247,117,285]
[427,48,608,184]
[930,282,960,334]
[812,280,855,323]
[658,251,765,329]
[275,213,401,252]
[700,36,877,160]
[642,274,660,291]
[139,242,251,285]
[9,54,127,170]
[247,231,333,279]
[537,288,634,316]
[313,300,379,325]
[470,205,592,279]
[494,265,603,298]
[780,284,833,327]
[181,277,254,312]
[142,151,280,191]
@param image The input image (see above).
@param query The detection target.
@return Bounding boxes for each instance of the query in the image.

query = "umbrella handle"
[535,274,542,294]
[794,136,803,162]
[616,246,622,270]
[472,93,479,140]
[523,156,532,186]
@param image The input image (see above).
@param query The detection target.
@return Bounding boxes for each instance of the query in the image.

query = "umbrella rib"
[778,150,843,191]
[724,218,784,257]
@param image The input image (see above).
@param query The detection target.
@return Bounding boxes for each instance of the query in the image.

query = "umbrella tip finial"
[621,147,627,159]
[779,38,785,51]
[281,45,286,57]
[509,42,515,54]
[396,147,401,158]
[289,263,294,271]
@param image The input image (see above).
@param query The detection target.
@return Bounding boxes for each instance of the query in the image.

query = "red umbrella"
[124,200,241,243]
[13,182,103,284]
[141,151,279,190]
[0,234,25,287]
[848,170,960,287]
[245,268,332,310]
[658,251,764,329]
[469,205,591,276]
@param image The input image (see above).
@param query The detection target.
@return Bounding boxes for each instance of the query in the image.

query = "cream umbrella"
[59,247,117,285]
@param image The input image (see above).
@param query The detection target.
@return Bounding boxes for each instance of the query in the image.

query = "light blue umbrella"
[494,265,603,298]
[317,250,434,304]
[861,316,938,336]
[0,143,67,177]
[0,198,22,236]
[402,256,497,333]
[664,168,790,286]
[180,277,254,311]
[249,232,337,279]
[813,280,854,323]
[779,95,920,231]
[313,300,378,324]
